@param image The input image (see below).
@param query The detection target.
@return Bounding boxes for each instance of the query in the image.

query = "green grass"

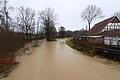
[66,39,95,57]
[66,39,74,48]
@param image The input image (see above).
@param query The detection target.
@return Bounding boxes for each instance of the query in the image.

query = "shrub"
[0,31,25,59]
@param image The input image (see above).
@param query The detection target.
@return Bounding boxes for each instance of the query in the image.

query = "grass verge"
[66,39,96,57]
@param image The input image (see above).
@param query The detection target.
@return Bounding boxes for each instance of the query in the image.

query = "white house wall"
[102,23,120,32]
[104,36,120,45]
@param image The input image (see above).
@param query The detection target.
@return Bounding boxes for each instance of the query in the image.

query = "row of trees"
[58,26,74,38]
[1,0,120,40]
[0,1,58,68]
[0,0,57,41]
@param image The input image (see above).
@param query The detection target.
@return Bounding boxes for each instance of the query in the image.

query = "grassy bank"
[0,31,25,78]
[66,39,120,61]
[0,39,41,79]
[0,31,41,79]
[66,39,96,57]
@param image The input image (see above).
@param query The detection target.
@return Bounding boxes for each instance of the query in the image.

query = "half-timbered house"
[81,16,120,47]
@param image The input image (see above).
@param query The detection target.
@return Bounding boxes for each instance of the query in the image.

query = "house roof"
[101,29,120,37]
[87,16,120,36]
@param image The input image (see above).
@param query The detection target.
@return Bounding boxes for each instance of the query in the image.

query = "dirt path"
[4,39,120,80]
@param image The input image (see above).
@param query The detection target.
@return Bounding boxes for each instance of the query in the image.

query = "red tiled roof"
[101,29,120,37]
[87,16,120,36]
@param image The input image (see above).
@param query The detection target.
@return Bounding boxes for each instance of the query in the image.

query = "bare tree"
[81,5,103,30]
[39,8,57,41]
[0,0,14,30]
[36,17,40,35]
[17,7,35,39]
[59,26,66,38]
[36,17,45,39]
[114,11,120,20]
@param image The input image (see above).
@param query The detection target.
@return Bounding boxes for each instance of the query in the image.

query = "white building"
[83,16,120,47]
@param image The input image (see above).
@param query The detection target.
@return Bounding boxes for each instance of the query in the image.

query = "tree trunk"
[88,22,91,30]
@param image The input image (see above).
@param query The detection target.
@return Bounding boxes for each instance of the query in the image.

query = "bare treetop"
[39,8,56,26]
[39,8,57,41]
[81,5,103,30]
[0,0,14,30]
[114,11,120,20]
[17,6,35,39]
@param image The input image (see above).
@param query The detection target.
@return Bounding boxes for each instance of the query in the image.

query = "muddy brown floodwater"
[4,39,120,80]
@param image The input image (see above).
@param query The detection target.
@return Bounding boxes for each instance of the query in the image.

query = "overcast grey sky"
[9,0,120,31]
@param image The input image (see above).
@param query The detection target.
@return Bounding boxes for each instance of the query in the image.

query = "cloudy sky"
[9,0,120,31]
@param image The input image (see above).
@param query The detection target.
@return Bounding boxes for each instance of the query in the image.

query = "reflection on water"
[5,39,120,80]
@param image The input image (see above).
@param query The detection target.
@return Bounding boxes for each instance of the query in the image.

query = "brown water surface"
[5,39,120,80]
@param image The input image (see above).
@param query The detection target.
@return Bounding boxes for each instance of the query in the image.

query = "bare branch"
[38,8,57,41]
[81,5,103,30]
[17,6,35,39]
[113,11,120,20]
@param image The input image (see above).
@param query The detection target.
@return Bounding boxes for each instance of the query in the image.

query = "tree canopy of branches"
[81,5,103,30]
[17,7,35,39]
[58,26,66,38]
[0,0,14,30]
[39,8,57,41]
[114,11,120,20]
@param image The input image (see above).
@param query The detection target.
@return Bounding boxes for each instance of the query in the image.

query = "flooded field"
[4,39,120,80]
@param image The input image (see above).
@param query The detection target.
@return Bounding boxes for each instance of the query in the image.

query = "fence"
[95,48,120,61]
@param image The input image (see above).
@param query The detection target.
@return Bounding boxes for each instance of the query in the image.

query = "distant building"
[80,16,120,47]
